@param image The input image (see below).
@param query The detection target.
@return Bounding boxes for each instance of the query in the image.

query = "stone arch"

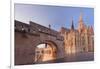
[34,40,58,63]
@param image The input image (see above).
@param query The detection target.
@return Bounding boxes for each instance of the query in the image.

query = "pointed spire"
[79,12,83,22]
[71,17,74,30]
[78,11,85,33]
[90,26,94,34]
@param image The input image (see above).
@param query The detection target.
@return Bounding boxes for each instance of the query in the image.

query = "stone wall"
[15,20,65,65]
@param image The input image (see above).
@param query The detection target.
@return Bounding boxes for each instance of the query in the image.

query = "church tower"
[78,12,84,33]
[71,17,74,30]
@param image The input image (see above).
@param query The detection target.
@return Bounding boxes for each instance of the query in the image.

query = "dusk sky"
[15,4,94,31]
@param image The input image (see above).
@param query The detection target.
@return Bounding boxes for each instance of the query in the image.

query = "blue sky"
[15,4,94,31]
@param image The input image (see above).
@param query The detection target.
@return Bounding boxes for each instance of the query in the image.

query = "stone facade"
[15,20,65,65]
[60,14,94,55]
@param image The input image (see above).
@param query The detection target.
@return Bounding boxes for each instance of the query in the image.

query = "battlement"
[15,20,64,40]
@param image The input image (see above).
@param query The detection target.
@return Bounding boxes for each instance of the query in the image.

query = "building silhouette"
[60,13,94,54]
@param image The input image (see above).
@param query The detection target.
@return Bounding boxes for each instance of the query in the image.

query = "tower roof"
[90,26,94,34]
[71,17,74,30]
[79,12,83,22]
[78,12,85,33]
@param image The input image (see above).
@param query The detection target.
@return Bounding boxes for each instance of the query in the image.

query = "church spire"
[71,17,74,30]
[90,26,94,34]
[78,12,84,33]
[79,12,83,22]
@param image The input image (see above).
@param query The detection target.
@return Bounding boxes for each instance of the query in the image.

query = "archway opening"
[35,42,57,62]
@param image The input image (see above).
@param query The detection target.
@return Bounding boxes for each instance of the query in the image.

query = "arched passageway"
[35,42,57,62]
